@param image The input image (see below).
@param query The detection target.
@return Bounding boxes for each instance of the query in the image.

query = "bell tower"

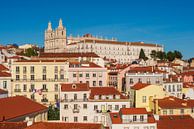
[44,19,67,53]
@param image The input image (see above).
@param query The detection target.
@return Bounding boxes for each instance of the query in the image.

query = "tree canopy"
[139,49,148,61]
[23,48,38,57]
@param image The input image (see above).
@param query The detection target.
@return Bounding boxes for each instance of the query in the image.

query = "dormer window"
[72,84,76,89]
[99,95,102,99]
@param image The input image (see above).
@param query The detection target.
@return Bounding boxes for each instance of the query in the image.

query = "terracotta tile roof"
[39,52,100,58]
[0,122,27,129]
[110,108,155,124]
[0,64,9,71]
[120,108,148,115]
[0,89,8,94]
[180,71,194,76]
[0,96,48,122]
[61,83,89,92]
[183,83,194,88]
[69,62,102,68]
[0,72,11,77]
[128,66,166,73]
[89,87,127,99]
[16,59,68,63]
[156,96,194,109]
[109,113,122,124]
[81,39,162,47]
[131,83,150,90]
[24,122,103,129]
[157,115,194,129]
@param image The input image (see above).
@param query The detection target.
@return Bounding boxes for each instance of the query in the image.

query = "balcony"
[42,89,48,92]
[61,99,88,102]
[29,89,35,92]
[73,109,79,113]
[41,98,48,102]
[12,78,68,82]
[14,89,21,92]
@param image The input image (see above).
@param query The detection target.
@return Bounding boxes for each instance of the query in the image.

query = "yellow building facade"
[11,60,69,106]
[131,83,168,111]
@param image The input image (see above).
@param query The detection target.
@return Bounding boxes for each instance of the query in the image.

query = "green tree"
[48,105,60,120]
[167,51,175,61]
[139,49,148,61]
[174,50,183,59]
[150,50,157,60]
[23,48,38,57]
[156,51,166,61]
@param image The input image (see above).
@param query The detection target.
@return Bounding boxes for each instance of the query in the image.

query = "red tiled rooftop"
[0,122,27,129]
[80,39,162,47]
[0,64,9,71]
[0,96,47,122]
[24,122,103,129]
[39,52,100,58]
[109,113,122,124]
[16,59,68,63]
[156,96,194,109]
[131,83,150,90]
[61,83,89,92]
[89,87,127,99]
[69,62,102,68]
[157,115,194,129]
[0,72,11,77]
[183,83,194,88]
[120,108,148,115]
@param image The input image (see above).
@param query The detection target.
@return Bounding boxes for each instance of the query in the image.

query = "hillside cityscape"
[0,18,194,129]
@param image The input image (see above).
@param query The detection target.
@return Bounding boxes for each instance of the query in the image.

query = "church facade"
[44,19,67,53]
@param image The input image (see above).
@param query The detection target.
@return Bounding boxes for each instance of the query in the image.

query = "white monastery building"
[44,19,164,63]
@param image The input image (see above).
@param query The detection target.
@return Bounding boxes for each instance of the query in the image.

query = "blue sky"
[0,0,194,59]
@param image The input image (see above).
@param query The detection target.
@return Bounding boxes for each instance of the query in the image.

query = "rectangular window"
[180,109,184,114]
[93,81,96,86]
[3,81,7,89]
[42,75,46,80]
[79,73,83,77]
[74,94,77,100]
[16,66,20,73]
[54,66,58,73]
[30,66,34,73]
[93,73,96,77]
[31,75,35,80]
[73,73,76,77]
[86,73,90,78]
[83,116,87,121]
[99,81,102,86]
[42,66,46,73]
[55,84,58,92]
[62,117,68,122]
[55,74,58,80]
[23,84,27,92]
[133,115,137,121]
[64,94,68,100]
[115,105,119,110]
[130,78,133,84]
[74,117,78,122]
[169,109,173,115]
[23,66,27,73]
[60,74,64,79]
[142,96,146,103]
[94,105,98,110]
[83,104,87,109]
[140,115,144,121]
[163,109,167,115]
[16,75,20,80]
[64,104,68,109]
